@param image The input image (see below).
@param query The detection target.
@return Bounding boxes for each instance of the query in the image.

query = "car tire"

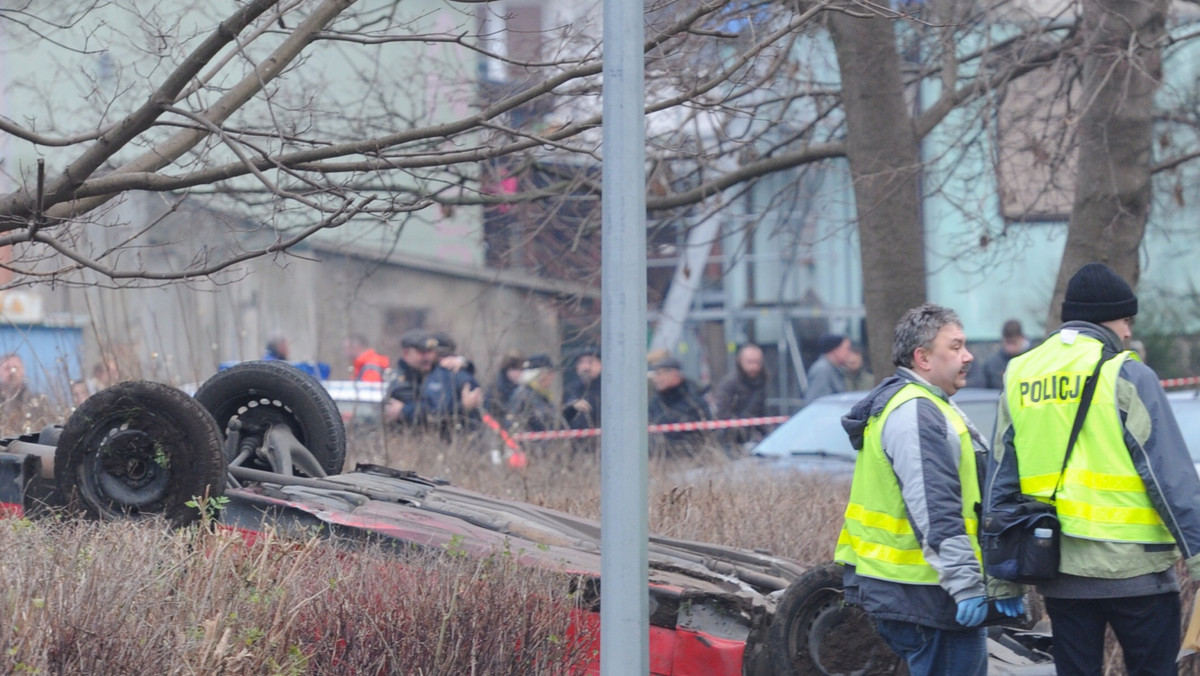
[54,380,227,526]
[767,562,908,676]
[193,360,346,476]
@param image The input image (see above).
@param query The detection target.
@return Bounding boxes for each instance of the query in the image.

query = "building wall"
[33,192,573,389]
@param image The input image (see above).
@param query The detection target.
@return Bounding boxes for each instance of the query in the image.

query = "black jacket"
[387,361,428,426]
[562,377,601,429]
[649,379,710,442]
[712,367,768,443]
[507,385,561,432]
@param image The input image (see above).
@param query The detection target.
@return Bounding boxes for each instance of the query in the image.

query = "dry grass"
[0,518,596,675]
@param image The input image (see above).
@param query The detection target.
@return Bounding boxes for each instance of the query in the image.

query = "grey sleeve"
[984,391,1024,512]
[982,391,1030,601]
[806,360,844,402]
[881,398,986,601]
[1118,361,1200,559]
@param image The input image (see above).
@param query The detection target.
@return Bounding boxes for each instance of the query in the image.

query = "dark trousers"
[1044,592,1181,676]
[875,619,987,676]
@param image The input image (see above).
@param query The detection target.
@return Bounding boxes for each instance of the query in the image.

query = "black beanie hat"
[1061,262,1138,324]
[816,333,846,355]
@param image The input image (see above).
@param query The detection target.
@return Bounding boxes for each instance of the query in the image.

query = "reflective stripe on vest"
[1005,334,1174,544]
[834,384,981,584]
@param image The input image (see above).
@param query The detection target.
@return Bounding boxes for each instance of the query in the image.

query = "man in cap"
[506,354,563,432]
[421,331,483,437]
[384,328,437,427]
[648,355,712,455]
[806,333,853,402]
[986,262,1200,675]
[562,346,602,430]
[836,304,1023,676]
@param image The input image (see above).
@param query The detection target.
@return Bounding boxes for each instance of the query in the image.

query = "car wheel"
[768,562,907,676]
[193,360,346,476]
[54,381,227,526]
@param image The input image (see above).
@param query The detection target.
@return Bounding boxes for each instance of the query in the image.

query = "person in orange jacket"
[344,333,391,382]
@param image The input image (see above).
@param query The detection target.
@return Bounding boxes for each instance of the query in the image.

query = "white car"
[749,388,1001,472]
[1166,389,1200,476]
[322,379,387,424]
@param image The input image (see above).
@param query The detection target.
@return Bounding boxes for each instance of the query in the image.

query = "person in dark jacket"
[806,333,852,402]
[648,356,712,455]
[562,346,602,430]
[711,342,768,446]
[384,329,437,428]
[965,319,1029,389]
[422,331,483,438]
[986,263,1200,675]
[486,350,526,423]
[506,354,563,433]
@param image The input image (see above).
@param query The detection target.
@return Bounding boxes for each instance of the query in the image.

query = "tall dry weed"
[0,518,594,675]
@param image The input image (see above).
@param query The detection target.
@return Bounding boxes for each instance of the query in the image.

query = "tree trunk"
[829,12,926,379]
[1047,0,1167,329]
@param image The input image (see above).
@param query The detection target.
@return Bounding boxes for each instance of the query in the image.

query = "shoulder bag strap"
[1051,350,1119,501]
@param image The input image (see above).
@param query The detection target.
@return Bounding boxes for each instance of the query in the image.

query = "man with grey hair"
[835,303,1023,676]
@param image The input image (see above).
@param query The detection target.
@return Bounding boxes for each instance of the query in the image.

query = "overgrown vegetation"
[0,516,598,674]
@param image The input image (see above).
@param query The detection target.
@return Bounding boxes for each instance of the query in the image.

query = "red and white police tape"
[506,375,1200,443]
[509,415,790,442]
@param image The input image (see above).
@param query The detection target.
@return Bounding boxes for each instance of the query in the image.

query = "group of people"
[359,321,893,454]
[836,262,1200,676]
[363,329,483,438]
[645,343,773,453]
[359,326,787,454]
[361,328,600,440]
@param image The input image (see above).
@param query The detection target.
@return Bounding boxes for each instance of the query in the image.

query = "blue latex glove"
[956,596,988,627]
[995,596,1025,618]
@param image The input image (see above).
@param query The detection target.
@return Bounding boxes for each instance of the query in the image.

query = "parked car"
[748,387,1001,473]
[182,372,387,426]
[323,379,387,424]
[1166,388,1200,476]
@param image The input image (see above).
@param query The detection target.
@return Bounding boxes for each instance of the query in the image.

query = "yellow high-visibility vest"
[1005,334,1173,544]
[835,384,981,584]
